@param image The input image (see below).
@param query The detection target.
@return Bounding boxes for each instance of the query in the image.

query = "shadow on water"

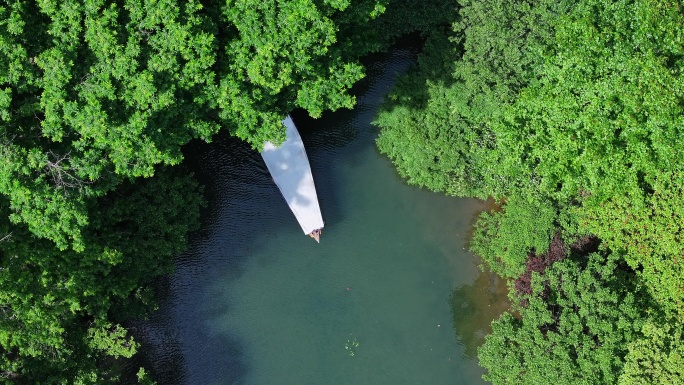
[126,273,247,385]
[130,131,298,385]
[450,269,510,360]
[123,281,187,384]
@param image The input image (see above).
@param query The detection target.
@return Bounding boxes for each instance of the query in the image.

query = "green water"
[209,170,490,385]
[137,43,507,385]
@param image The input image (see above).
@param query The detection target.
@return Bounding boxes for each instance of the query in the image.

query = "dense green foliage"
[376,0,684,383]
[376,0,566,198]
[0,0,458,382]
[620,319,684,385]
[0,167,202,382]
[495,0,684,203]
[479,252,647,385]
[581,171,684,315]
[470,195,557,278]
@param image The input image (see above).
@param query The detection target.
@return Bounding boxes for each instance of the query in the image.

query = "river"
[134,41,508,385]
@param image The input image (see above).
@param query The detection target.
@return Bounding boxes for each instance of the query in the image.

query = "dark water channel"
[135,42,508,385]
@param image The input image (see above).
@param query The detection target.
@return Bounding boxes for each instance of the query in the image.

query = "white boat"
[261,115,324,242]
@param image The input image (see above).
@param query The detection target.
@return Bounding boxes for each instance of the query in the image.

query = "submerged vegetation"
[377,0,684,383]
[0,0,681,382]
[345,336,360,357]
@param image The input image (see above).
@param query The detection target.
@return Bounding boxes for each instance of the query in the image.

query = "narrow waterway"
[136,42,507,385]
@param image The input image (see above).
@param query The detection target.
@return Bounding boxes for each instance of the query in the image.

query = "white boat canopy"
[261,115,324,236]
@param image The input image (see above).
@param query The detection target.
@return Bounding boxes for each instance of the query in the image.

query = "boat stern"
[309,228,322,243]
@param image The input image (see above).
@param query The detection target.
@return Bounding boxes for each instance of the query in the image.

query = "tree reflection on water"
[450,269,510,360]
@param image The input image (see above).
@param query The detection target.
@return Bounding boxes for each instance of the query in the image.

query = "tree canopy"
[376,0,684,383]
[0,167,203,382]
[479,252,647,385]
[0,0,396,252]
[376,0,567,198]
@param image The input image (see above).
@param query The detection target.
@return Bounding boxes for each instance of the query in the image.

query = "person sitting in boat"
[309,228,322,242]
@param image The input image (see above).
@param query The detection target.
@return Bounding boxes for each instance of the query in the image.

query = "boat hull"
[261,116,325,237]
